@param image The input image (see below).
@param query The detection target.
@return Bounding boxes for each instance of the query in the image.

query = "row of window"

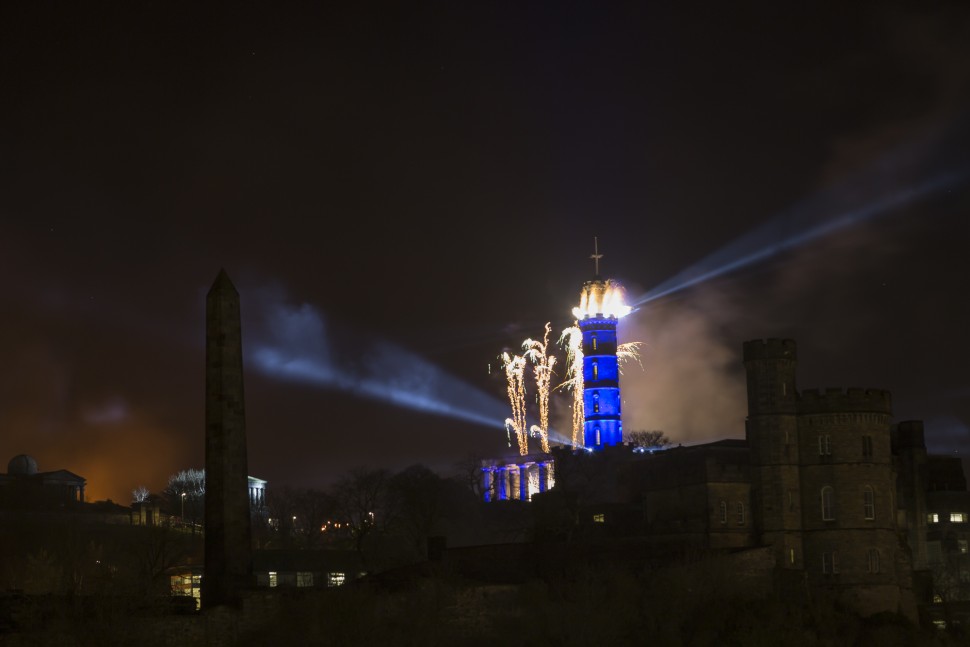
[817,434,874,459]
[928,513,968,523]
[820,486,876,521]
[267,571,346,588]
[821,549,880,574]
[718,501,745,525]
[715,487,880,523]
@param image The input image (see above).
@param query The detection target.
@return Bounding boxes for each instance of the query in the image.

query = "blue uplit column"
[497,467,507,501]
[519,465,529,501]
[482,467,494,502]
[579,314,622,449]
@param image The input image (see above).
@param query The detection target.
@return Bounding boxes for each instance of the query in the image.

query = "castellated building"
[538,337,969,624]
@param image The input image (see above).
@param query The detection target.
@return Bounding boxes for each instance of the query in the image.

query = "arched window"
[719,501,727,524]
[593,392,600,413]
[863,486,875,520]
[591,335,598,351]
[592,361,598,380]
[736,502,745,525]
[867,548,880,573]
[595,427,601,445]
[821,486,835,521]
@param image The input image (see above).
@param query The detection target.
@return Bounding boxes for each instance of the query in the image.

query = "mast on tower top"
[590,236,603,277]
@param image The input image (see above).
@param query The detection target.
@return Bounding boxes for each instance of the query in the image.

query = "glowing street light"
[181,492,186,519]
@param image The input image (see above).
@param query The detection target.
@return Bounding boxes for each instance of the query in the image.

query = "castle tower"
[573,239,630,449]
[743,338,804,568]
[203,269,253,608]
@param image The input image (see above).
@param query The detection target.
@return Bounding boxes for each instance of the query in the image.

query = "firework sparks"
[617,341,643,373]
[527,467,540,500]
[501,351,529,455]
[524,322,556,453]
[572,278,632,320]
[557,326,585,448]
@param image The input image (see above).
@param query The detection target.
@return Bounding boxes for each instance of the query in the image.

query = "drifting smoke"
[248,289,509,430]
[619,291,747,445]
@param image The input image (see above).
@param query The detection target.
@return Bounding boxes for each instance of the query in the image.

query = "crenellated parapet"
[797,387,892,415]
[742,338,797,362]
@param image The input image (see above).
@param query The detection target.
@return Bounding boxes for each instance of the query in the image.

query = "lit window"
[592,361,598,380]
[591,336,597,351]
[867,549,880,573]
[269,571,278,588]
[950,513,967,523]
[593,513,605,523]
[928,513,939,523]
[959,540,968,554]
[595,427,600,445]
[789,548,795,565]
[328,572,346,587]
[593,392,600,413]
[818,435,831,456]
[862,435,873,460]
[821,487,834,521]
[736,502,745,525]
[863,487,875,520]
[822,551,839,574]
[719,501,727,525]
[296,572,314,587]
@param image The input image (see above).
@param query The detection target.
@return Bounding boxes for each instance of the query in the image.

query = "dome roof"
[8,454,38,475]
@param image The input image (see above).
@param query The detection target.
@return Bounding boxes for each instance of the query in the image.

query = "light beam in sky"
[250,297,509,430]
[633,164,970,307]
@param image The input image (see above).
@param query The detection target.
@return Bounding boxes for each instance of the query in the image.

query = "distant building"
[508,338,970,624]
[0,454,86,509]
[252,549,364,589]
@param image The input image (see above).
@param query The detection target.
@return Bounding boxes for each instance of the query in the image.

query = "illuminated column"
[496,467,507,501]
[538,462,549,493]
[509,466,520,500]
[482,467,494,502]
[519,464,529,501]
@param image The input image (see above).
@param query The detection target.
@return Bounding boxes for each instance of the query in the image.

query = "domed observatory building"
[0,454,86,510]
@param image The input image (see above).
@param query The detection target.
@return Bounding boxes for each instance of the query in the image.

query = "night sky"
[2,3,968,503]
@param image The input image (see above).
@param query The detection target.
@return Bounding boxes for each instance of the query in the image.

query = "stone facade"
[544,338,963,623]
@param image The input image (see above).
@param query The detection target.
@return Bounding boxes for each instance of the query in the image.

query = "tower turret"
[743,338,803,568]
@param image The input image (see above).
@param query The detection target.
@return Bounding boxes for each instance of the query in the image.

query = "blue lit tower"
[572,239,631,450]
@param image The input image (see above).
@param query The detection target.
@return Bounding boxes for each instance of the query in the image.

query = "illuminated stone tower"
[203,269,253,608]
[573,239,630,449]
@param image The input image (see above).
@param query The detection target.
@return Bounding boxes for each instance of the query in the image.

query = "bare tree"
[131,486,150,503]
[261,486,338,549]
[627,430,671,451]
[332,467,392,556]
[163,468,205,528]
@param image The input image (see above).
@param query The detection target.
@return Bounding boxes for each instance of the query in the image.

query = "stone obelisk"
[202,269,252,608]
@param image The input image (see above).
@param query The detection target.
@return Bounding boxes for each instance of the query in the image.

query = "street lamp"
[181,492,186,521]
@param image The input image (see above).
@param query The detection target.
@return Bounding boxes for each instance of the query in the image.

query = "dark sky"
[1,2,969,503]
